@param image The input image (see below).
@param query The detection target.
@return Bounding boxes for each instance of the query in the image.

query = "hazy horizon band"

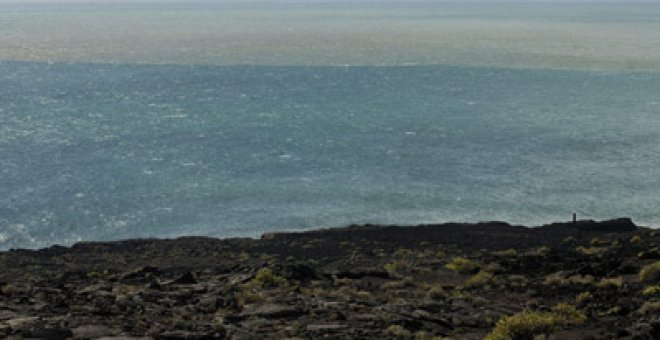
[1,2,660,71]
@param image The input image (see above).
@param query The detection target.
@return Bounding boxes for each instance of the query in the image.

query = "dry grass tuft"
[445,257,480,274]
[485,303,586,340]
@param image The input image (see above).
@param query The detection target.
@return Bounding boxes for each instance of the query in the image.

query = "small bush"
[544,272,594,286]
[466,270,495,287]
[384,261,409,276]
[492,249,517,256]
[575,291,593,303]
[630,235,641,243]
[245,268,287,288]
[596,277,623,288]
[485,304,586,340]
[552,303,588,323]
[576,246,608,256]
[639,261,660,282]
[445,257,480,274]
[642,285,660,296]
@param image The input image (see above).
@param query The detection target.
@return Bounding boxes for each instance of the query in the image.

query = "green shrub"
[245,268,287,288]
[485,303,586,340]
[466,270,495,287]
[552,303,588,323]
[642,285,660,296]
[384,261,408,276]
[639,261,660,282]
[445,257,480,274]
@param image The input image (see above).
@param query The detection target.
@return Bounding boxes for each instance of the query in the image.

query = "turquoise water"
[1,3,660,249]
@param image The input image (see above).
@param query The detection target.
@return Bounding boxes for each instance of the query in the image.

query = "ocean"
[1,2,660,249]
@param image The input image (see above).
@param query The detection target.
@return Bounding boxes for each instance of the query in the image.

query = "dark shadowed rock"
[306,324,348,332]
[172,272,197,285]
[573,218,637,232]
[24,327,73,339]
[281,263,318,281]
[121,266,161,283]
[334,268,390,279]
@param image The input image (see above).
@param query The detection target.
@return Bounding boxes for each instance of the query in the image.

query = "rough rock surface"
[1,218,659,339]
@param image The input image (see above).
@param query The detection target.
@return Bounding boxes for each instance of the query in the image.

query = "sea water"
[1,2,660,249]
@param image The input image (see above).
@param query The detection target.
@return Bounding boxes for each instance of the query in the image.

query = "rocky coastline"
[1,218,659,339]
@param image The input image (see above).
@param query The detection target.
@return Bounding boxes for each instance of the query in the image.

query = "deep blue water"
[1,61,660,249]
